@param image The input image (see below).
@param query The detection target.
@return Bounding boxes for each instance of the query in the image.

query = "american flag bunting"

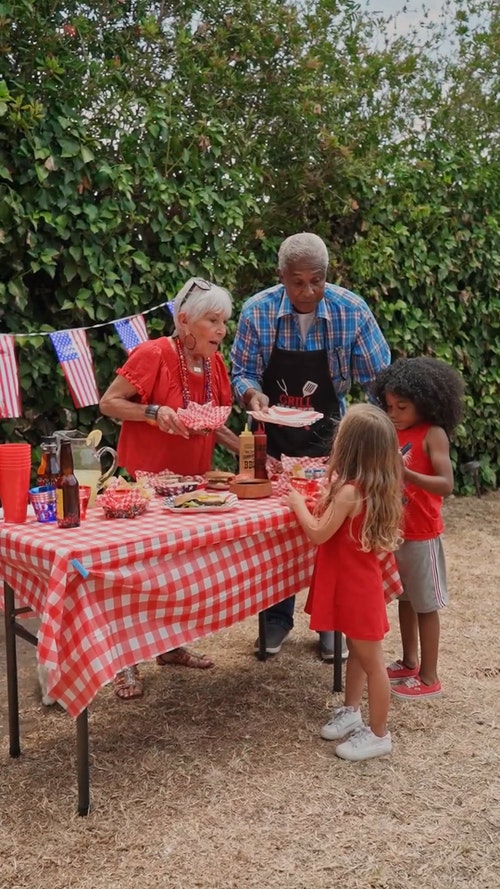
[113,315,149,353]
[49,328,100,408]
[0,334,22,418]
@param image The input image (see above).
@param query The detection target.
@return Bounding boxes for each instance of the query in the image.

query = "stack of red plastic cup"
[0,443,32,523]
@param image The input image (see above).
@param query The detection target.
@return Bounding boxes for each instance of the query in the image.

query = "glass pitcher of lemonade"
[54,430,117,507]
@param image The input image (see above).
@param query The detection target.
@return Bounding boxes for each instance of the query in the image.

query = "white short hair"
[173,278,232,331]
[278,232,329,272]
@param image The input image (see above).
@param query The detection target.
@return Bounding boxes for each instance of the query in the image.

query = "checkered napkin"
[379,551,403,601]
[98,486,151,518]
[177,401,232,431]
[135,469,204,496]
[267,454,329,495]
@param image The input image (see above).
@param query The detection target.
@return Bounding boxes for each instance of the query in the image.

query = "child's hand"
[284,487,307,511]
[402,461,414,484]
[400,443,412,479]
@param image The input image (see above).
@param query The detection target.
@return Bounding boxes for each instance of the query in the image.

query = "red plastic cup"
[0,443,32,523]
[0,460,32,470]
[78,485,92,520]
[0,452,31,466]
[0,446,32,478]
[0,443,31,460]
[289,477,320,496]
[0,461,31,523]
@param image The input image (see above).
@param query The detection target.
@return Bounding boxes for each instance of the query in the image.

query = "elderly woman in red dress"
[99,277,239,700]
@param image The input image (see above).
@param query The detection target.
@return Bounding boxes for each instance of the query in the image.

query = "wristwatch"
[144,404,161,421]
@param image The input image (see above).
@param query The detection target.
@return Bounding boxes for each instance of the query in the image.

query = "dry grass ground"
[0,493,499,889]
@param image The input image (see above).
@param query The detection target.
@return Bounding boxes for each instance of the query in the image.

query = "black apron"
[261,316,340,459]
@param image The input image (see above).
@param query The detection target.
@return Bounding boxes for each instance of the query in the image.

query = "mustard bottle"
[239,423,255,478]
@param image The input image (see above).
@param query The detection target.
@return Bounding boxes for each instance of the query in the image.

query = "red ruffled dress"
[305,508,389,641]
[115,337,232,478]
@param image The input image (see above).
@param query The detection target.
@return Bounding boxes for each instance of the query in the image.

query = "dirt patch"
[1,493,499,889]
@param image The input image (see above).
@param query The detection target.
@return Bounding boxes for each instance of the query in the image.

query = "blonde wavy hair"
[317,403,403,552]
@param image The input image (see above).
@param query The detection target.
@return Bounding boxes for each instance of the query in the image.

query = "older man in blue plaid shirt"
[231,232,391,660]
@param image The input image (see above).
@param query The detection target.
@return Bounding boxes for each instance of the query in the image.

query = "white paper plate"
[163,493,238,514]
[247,406,324,428]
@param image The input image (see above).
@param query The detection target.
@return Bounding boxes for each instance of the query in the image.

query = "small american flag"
[0,334,22,418]
[113,315,149,354]
[50,328,100,408]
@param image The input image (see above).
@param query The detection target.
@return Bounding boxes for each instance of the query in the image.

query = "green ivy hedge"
[1,1,498,494]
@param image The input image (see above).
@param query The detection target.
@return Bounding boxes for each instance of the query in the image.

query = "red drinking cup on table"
[78,485,92,520]
[0,443,32,523]
[289,477,320,497]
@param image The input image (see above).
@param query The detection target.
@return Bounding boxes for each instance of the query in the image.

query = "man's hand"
[246,390,270,412]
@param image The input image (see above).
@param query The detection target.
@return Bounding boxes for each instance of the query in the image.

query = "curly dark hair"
[371,357,465,438]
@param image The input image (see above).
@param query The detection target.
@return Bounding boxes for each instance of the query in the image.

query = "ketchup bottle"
[254,424,268,480]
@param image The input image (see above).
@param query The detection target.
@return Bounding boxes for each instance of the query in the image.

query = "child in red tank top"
[372,357,465,699]
[287,403,402,762]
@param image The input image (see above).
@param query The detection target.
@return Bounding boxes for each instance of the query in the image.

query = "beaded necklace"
[174,336,212,407]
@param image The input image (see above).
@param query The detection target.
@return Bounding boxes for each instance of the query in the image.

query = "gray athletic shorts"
[395,537,448,613]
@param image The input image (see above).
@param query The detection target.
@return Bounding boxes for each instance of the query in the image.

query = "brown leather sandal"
[156,647,215,670]
[114,665,144,701]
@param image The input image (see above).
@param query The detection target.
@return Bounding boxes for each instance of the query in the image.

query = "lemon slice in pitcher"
[86,428,103,448]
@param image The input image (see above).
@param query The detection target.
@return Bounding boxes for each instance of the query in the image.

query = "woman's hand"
[156,406,190,439]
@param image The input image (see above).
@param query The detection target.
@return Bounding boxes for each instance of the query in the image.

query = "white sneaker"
[320,706,363,740]
[335,726,392,761]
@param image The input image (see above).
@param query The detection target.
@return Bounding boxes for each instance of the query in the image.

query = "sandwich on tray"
[204,470,236,491]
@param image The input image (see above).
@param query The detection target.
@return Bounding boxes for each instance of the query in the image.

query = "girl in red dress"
[286,403,403,761]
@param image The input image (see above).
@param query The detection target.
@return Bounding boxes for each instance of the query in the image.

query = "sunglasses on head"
[177,277,212,312]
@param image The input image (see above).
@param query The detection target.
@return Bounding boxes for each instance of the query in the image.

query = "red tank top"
[397,423,444,540]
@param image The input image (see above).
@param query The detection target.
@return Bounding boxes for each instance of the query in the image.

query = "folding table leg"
[76,709,90,816]
[257,611,268,660]
[332,630,343,693]
[4,582,21,758]
[3,580,90,814]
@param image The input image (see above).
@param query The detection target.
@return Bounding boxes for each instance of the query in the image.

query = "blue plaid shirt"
[231,283,390,413]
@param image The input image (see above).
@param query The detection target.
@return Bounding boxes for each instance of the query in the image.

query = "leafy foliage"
[1,0,499,491]
[342,148,500,493]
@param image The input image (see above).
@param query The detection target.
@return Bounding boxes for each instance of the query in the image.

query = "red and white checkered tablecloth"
[0,497,402,717]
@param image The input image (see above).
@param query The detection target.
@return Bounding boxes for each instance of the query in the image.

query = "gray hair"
[173,277,232,331]
[278,232,329,272]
